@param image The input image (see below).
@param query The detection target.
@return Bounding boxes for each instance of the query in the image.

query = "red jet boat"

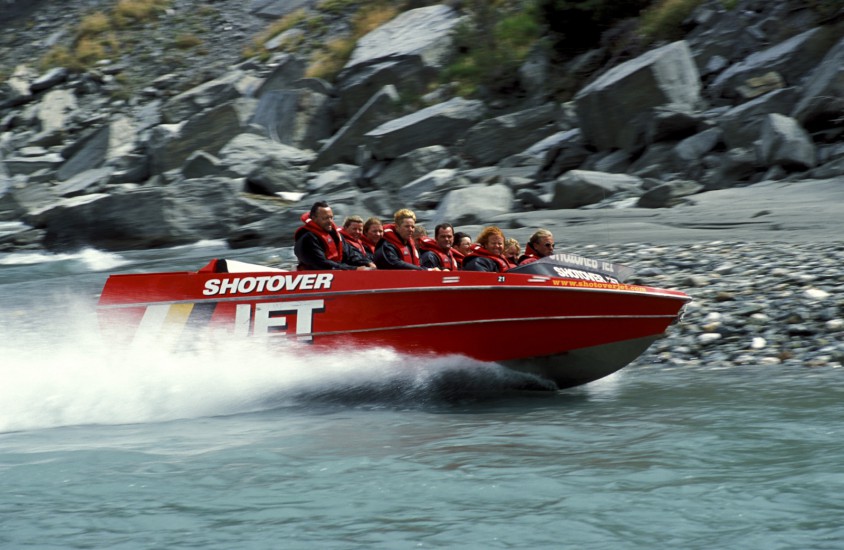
[97,254,690,389]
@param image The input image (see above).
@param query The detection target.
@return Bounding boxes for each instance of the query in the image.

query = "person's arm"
[343,241,375,268]
[419,251,441,269]
[375,241,425,270]
[462,256,497,272]
[295,232,356,270]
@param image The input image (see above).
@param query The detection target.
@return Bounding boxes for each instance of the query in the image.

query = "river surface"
[1,243,842,549]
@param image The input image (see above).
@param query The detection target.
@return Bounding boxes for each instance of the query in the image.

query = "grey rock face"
[791,36,844,133]
[575,41,702,152]
[462,103,561,166]
[364,97,486,160]
[551,170,643,209]
[345,5,463,70]
[756,113,817,169]
[433,184,514,226]
[710,27,840,100]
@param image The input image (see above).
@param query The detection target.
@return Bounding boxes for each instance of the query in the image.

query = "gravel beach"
[524,178,844,372]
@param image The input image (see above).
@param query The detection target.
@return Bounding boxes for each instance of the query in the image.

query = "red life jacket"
[361,236,378,256]
[381,224,420,266]
[294,212,344,267]
[466,243,511,272]
[517,243,542,266]
[339,227,368,257]
[417,236,457,270]
[451,247,466,269]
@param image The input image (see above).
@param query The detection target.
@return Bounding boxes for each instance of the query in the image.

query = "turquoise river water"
[1,243,842,549]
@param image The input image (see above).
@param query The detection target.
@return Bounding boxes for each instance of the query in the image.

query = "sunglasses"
[542,243,555,249]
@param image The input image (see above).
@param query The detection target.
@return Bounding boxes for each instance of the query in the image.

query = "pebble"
[804,288,830,300]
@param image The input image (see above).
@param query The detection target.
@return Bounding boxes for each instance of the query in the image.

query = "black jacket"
[294,232,370,270]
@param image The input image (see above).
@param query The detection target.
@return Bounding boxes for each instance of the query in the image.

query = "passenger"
[374,208,439,270]
[418,222,458,271]
[451,231,472,269]
[413,225,428,241]
[518,229,555,266]
[338,215,376,268]
[503,238,521,267]
[462,226,511,272]
[361,217,384,259]
[294,201,374,271]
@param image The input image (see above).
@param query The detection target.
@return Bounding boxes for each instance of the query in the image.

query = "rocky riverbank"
[585,240,843,372]
[1,0,843,253]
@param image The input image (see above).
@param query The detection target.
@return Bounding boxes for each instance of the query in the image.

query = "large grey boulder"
[29,67,68,93]
[254,54,306,97]
[791,36,844,132]
[756,113,816,170]
[637,179,703,208]
[35,89,76,134]
[250,88,332,150]
[218,132,315,176]
[334,55,435,122]
[309,85,402,171]
[27,178,254,251]
[433,183,513,226]
[364,97,486,159]
[536,129,591,179]
[371,145,451,191]
[149,100,257,174]
[672,127,723,170]
[54,167,113,197]
[0,176,56,222]
[57,115,136,181]
[551,170,643,209]
[701,147,759,189]
[709,27,840,100]
[0,65,33,108]
[717,88,800,149]
[397,168,465,207]
[26,190,177,250]
[462,103,560,166]
[574,41,701,152]
[246,156,309,196]
[3,153,64,176]
[344,4,462,71]
[161,71,261,123]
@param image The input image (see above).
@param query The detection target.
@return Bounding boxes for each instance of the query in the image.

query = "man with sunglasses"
[517,229,555,266]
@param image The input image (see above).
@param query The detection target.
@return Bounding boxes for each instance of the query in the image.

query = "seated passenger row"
[294,201,555,272]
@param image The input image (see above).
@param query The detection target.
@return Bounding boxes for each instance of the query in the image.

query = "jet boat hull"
[97,257,690,389]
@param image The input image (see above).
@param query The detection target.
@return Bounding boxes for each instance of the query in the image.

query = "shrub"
[40,46,83,71]
[638,0,705,42]
[243,8,308,58]
[305,36,356,79]
[113,0,170,27]
[78,11,111,36]
[39,0,172,72]
[173,33,203,50]
[75,36,108,64]
[303,2,399,80]
[441,1,542,97]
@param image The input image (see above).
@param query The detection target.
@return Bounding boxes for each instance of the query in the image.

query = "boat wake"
[0,302,555,433]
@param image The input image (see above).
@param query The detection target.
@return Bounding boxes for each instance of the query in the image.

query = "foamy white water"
[0,295,539,432]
